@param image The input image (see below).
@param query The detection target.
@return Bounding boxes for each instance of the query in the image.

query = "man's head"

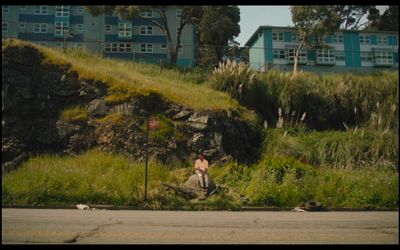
[199,153,205,160]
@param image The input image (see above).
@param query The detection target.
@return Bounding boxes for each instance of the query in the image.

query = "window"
[374,51,392,65]
[335,51,345,61]
[2,22,8,33]
[291,32,300,42]
[104,43,132,53]
[55,21,69,36]
[76,24,84,32]
[118,22,132,37]
[140,11,153,18]
[140,43,153,53]
[56,5,69,17]
[360,52,373,62]
[359,35,370,45]
[316,49,335,64]
[178,44,183,54]
[287,49,307,63]
[33,23,48,33]
[313,34,323,43]
[272,32,284,41]
[140,26,153,35]
[105,25,112,32]
[77,6,84,13]
[332,34,343,43]
[377,36,388,45]
[19,22,27,29]
[161,44,167,49]
[2,6,9,14]
[176,9,182,18]
[273,49,286,59]
[34,5,48,15]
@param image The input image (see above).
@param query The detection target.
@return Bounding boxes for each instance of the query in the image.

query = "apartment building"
[245,26,399,73]
[2,5,196,67]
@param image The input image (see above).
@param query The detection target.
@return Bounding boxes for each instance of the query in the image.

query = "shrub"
[59,106,88,124]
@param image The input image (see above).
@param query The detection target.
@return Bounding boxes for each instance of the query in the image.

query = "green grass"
[3,150,398,209]
[3,39,239,112]
[59,106,89,124]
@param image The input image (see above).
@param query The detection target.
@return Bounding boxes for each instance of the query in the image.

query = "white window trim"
[77,6,84,14]
[76,24,84,32]
[55,21,69,36]
[118,22,132,37]
[140,43,153,53]
[374,50,393,65]
[160,44,167,49]
[332,34,343,43]
[2,22,8,33]
[176,9,182,18]
[33,23,48,33]
[377,35,388,45]
[2,6,9,14]
[360,52,373,62]
[55,5,70,17]
[34,5,48,15]
[19,22,27,29]
[273,49,286,59]
[105,25,112,33]
[335,51,345,61]
[104,42,132,53]
[316,49,336,64]
[140,26,153,35]
[272,32,284,41]
[291,32,300,42]
[287,48,307,63]
[140,11,153,18]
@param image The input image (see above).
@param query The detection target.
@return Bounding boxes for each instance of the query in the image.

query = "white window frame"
[33,23,48,33]
[140,26,153,35]
[160,44,167,49]
[76,24,84,32]
[34,5,48,15]
[272,32,284,41]
[2,6,9,14]
[316,49,336,64]
[140,11,153,18]
[287,48,307,63]
[335,51,345,61]
[104,42,132,53]
[176,9,182,18]
[77,6,84,14]
[374,51,393,65]
[55,5,70,17]
[273,49,286,59]
[19,22,27,29]
[2,22,8,33]
[332,34,343,43]
[291,32,300,42]
[105,25,112,32]
[360,52,373,62]
[313,34,323,43]
[359,35,370,45]
[140,43,153,53]
[377,35,388,45]
[55,21,69,36]
[118,22,132,37]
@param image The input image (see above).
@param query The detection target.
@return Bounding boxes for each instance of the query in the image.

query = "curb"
[2,205,398,211]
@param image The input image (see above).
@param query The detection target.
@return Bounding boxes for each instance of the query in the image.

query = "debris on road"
[76,204,90,210]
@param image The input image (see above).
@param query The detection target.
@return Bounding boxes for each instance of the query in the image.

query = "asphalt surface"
[2,209,398,244]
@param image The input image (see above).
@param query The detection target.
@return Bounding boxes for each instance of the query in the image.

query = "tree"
[290,6,342,77]
[333,5,377,30]
[366,5,399,31]
[85,5,203,66]
[197,6,240,66]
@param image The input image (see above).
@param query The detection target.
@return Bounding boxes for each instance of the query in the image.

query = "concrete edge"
[2,204,398,211]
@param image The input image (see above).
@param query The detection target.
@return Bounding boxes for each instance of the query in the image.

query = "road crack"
[64,220,123,243]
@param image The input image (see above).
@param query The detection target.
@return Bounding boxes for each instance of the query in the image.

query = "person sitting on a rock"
[195,153,209,192]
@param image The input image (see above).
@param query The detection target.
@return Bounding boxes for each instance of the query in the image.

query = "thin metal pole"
[144,117,149,201]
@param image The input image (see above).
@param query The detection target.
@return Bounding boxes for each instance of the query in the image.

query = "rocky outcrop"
[2,41,261,171]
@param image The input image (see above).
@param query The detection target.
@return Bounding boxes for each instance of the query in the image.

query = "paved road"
[2,209,398,244]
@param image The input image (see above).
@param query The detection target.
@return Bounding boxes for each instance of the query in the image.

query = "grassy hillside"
[2,39,238,111]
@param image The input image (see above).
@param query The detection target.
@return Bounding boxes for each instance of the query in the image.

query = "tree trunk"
[293,36,306,78]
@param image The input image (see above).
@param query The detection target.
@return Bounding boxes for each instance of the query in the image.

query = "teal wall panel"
[370,35,377,45]
[284,32,291,42]
[264,28,273,63]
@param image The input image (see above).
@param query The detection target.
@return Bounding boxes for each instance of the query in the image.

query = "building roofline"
[244,25,399,47]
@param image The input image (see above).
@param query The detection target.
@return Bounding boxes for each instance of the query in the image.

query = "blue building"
[2,5,196,67]
[245,26,399,73]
